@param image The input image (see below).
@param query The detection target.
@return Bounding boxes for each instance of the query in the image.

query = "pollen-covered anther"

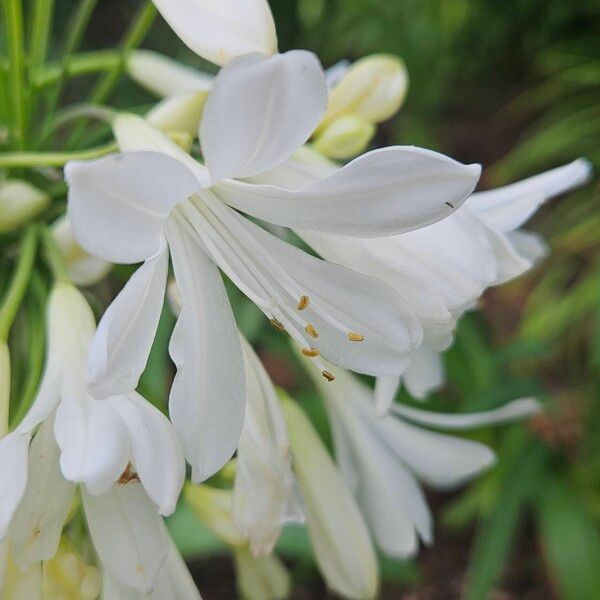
[305,324,319,339]
[118,463,140,485]
[270,317,286,332]
[347,331,365,342]
[322,370,335,382]
[297,295,310,311]
[302,347,320,358]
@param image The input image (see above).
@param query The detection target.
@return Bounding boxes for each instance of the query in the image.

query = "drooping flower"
[0,283,185,592]
[66,52,479,481]
[301,358,541,558]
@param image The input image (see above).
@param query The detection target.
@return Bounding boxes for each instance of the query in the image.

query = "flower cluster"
[0,0,591,598]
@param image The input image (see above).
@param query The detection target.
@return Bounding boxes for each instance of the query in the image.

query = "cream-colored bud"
[127,50,213,98]
[313,115,375,159]
[0,179,49,234]
[233,545,290,600]
[320,54,408,129]
[52,216,111,286]
[281,394,379,600]
[146,92,208,139]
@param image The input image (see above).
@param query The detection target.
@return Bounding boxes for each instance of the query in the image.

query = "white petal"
[391,397,541,431]
[127,50,213,97]
[281,398,379,600]
[468,159,592,232]
[5,560,43,600]
[86,245,168,398]
[233,336,304,555]
[484,224,533,285]
[165,218,245,482]
[214,146,481,236]
[66,152,200,263]
[402,345,445,400]
[201,51,327,182]
[82,483,168,593]
[108,392,185,516]
[10,417,76,571]
[152,0,277,66]
[55,381,130,495]
[228,211,421,376]
[0,432,31,540]
[374,375,400,417]
[507,230,549,263]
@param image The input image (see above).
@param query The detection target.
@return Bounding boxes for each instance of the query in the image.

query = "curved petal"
[152,0,277,66]
[165,217,245,483]
[391,397,541,431]
[10,418,76,571]
[82,482,168,594]
[467,158,591,232]
[374,375,400,417]
[55,380,130,495]
[201,51,327,182]
[108,392,185,516]
[86,245,168,398]
[213,146,481,236]
[66,152,200,263]
[402,345,445,400]
[0,432,31,540]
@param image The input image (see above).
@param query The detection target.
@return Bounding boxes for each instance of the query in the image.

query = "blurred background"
[24,0,600,597]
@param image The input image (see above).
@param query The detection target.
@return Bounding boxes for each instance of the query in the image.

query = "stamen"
[305,324,319,339]
[118,463,140,485]
[297,295,310,311]
[302,348,320,358]
[270,318,286,332]
[348,332,365,342]
[322,370,336,382]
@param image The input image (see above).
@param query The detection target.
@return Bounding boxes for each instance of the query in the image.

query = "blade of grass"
[29,0,55,69]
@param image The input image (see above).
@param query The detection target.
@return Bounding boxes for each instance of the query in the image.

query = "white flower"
[233,336,304,556]
[0,283,185,592]
[304,359,541,558]
[51,216,111,286]
[281,395,379,600]
[66,53,479,480]
[151,0,278,67]
[0,179,49,234]
[272,150,591,410]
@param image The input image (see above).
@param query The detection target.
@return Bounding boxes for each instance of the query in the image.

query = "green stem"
[3,0,28,149]
[29,0,55,69]
[41,226,70,283]
[10,273,46,428]
[0,226,39,342]
[0,141,117,168]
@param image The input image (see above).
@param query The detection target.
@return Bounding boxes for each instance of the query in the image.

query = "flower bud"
[320,54,408,129]
[146,93,208,139]
[0,179,49,234]
[312,115,375,159]
[232,545,290,600]
[281,394,379,600]
[52,217,111,286]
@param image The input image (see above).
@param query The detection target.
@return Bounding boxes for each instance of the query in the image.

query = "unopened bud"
[320,54,408,129]
[233,545,290,600]
[146,92,208,139]
[313,115,375,159]
[0,179,49,234]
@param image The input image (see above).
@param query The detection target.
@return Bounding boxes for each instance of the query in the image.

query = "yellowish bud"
[0,179,49,234]
[312,115,375,159]
[147,92,209,139]
[320,54,408,129]
[233,546,290,600]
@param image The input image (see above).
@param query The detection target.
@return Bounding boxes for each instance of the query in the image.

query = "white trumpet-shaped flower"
[233,336,304,556]
[151,0,278,66]
[303,359,541,558]
[67,52,479,480]
[281,395,379,600]
[0,283,184,593]
[273,149,591,410]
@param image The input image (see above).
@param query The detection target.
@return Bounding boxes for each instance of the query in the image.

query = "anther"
[302,348,320,358]
[297,295,310,311]
[305,324,319,339]
[270,318,286,332]
[348,332,365,342]
[322,370,335,382]
[118,463,140,485]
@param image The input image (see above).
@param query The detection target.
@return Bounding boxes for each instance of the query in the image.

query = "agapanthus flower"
[66,50,479,482]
